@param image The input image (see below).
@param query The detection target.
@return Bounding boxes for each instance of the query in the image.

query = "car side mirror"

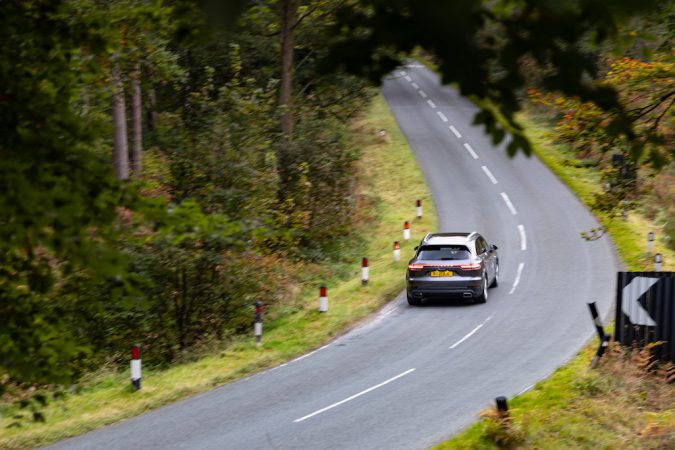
[491,244,498,251]
[414,246,419,250]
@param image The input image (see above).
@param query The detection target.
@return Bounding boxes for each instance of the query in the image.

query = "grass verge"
[0,93,437,449]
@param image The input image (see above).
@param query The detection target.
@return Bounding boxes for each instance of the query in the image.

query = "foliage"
[320,0,664,165]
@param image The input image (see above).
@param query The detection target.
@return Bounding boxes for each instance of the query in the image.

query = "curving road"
[49,64,619,450]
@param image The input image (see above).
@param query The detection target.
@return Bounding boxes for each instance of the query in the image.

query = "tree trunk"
[112,64,130,180]
[131,64,143,174]
[146,86,157,132]
[277,0,297,187]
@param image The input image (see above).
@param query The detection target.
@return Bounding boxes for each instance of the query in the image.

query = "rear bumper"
[407,277,482,299]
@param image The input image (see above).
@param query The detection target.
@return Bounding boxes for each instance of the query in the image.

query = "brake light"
[408,264,425,270]
[459,262,481,270]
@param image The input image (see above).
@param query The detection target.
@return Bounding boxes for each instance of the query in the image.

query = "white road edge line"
[449,316,492,349]
[481,166,498,184]
[518,224,527,251]
[427,99,437,108]
[463,143,478,159]
[289,344,330,365]
[500,192,517,215]
[449,125,462,138]
[509,262,525,294]
[404,75,412,82]
[411,82,419,89]
[418,90,428,98]
[293,368,416,423]
[436,111,448,122]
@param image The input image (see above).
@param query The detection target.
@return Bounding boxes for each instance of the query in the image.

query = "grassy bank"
[0,94,438,449]
[434,108,674,448]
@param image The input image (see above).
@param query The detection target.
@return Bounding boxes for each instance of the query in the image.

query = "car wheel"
[407,294,421,306]
[474,275,488,304]
[489,262,499,288]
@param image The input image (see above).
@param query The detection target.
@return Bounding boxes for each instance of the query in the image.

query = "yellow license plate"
[430,270,453,277]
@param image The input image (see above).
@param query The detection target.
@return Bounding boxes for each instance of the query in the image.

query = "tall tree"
[112,63,131,180]
[131,64,143,174]
[277,0,298,187]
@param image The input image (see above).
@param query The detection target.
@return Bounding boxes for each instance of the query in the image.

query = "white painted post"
[655,253,662,272]
[647,231,654,253]
[403,221,410,240]
[361,257,369,285]
[319,286,328,312]
[131,344,141,391]
[393,241,401,262]
[416,199,422,219]
[254,301,263,347]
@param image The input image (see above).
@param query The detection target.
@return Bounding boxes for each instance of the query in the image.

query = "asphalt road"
[49,64,619,450]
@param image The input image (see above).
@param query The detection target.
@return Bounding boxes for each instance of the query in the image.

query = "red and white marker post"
[647,231,654,253]
[403,221,411,241]
[131,344,141,391]
[319,286,328,312]
[655,253,663,272]
[416,199,422,219]
[393,241,401,262]
[254,301,263,347]
[362,257,369,285]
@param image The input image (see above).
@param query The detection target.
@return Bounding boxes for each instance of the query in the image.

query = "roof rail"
[423,232,433,242]
[467,231,479,240]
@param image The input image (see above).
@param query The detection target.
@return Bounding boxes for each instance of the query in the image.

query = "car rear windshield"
[417,245,470,260]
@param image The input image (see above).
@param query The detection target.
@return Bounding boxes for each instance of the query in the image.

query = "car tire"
[489,262,499,288]
[407,294,421,306]
[474,275,488,304]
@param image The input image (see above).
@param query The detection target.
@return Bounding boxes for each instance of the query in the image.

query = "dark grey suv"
[406,232,499,305]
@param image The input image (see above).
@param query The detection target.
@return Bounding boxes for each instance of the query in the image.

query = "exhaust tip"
[463,292,473,298]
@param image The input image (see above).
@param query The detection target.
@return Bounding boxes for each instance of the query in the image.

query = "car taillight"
[459,262,481,270]
[408,264,425,270]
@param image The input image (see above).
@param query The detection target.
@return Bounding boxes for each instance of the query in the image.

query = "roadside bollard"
[131,344,141,391]
[254,301,263,347]
[416,199,422,219]
[655,253,662,272]
[403,221,411,240]
[393,241,401,262]
[587,301,610,368]
[319,286,328,312]
[495,396,509,418]
[647,231,654,253]
[362,257,369,285]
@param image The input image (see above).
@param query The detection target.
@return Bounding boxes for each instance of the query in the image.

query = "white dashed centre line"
[404,75,412,82]
[518,225,527,251]
[500,192,517,215]
[411,82,419,89]
[509,262,525,294]
[427,99,437,108]
[463,143,478,159]
[436,111,448,122]
[449,125,462,138]
[293,368,416,423]
[418,90,428,98]
[481,166,498,184]
[449,316,492,349]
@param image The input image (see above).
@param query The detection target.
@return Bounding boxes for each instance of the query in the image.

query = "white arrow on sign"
[621,277,659,326]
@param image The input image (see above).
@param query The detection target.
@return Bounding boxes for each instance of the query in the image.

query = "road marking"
[449,316,492,349]
[518,384,534,395]
[289,344,330,364]
[411,82,419,89]
[406,64,424,68]
[500,192,517,215]
[436,111,448,122]
[509,262,525,294]
[404,75,412,82]
[481,166,498,184]
[293,368,416,423]
[463,143,478,159]
[518,225,527,251]
[449,125,462,138]
[427,99,437,108]
[400,70,407,76]
[418,90,428,98]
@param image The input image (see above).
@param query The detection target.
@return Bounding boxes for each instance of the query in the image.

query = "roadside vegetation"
[0,93,436,448]
[433,6,675,449]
